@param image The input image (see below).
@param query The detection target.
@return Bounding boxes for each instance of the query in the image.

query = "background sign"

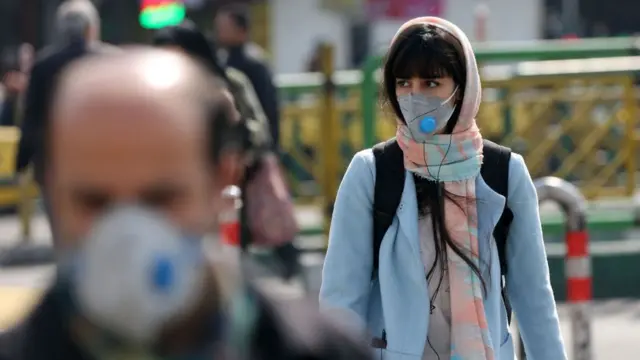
[367,0,442,19]
[139,0,186,29]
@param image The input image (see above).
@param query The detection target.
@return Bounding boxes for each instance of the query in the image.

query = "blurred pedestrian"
[154,21,299,281]
[0,48,371,360]
[153,20,271,169]
[0,70,26,127]
[214,4,281,149]
[0,43,33,126]
[320,17,567,359]
[15,0,117,240]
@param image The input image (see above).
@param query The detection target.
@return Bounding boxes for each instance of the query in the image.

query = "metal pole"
[561,0,580,36]
[18,167,34,243]
[249,1,271,56]
[534,177,592,360]
[319,43,339,245]
[510,315,526,359]
[361,55,378,148]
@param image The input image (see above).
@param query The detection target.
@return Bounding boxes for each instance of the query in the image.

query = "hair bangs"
[391,34,456,80]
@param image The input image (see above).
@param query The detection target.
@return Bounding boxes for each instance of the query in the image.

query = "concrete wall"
[270,0,543,74]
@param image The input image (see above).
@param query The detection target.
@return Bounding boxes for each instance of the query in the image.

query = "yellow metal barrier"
[0,126,53,266]
[0,127,38,207]
[319,43,340,240]
[0,127,19,176]
[279,73,362,203]
[0,127,39,245]
[476,74,637,199]
[280,68,638,201]
[18,168,35,241]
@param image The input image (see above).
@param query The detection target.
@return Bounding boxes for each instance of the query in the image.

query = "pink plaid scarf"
[392,17,494,360]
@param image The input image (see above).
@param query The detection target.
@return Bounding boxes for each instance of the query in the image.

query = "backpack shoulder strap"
[481,139,513,275]
[481,139,514,322]
[372,138,405,278]
[481,140,511,200]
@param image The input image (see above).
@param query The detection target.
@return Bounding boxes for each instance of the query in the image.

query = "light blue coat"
[320,149,567,360]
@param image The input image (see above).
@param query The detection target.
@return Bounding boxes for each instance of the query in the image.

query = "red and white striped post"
[534,177,591,360]
[219,185,242,247]
[566,220,590,305]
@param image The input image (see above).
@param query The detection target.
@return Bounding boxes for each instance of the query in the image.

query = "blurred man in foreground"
[0,49,370,360]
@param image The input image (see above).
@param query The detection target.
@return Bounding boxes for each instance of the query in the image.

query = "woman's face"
[394,75,456,100]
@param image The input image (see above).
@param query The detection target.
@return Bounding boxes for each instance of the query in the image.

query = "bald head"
[53,48,217,126]
[48,49,235,247]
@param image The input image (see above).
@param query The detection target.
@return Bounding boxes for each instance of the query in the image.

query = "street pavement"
[0,211,639,358]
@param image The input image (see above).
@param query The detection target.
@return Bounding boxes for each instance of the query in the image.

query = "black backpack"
[371,138,514,322]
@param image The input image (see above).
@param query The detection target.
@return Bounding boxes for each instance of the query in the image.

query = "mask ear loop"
[442,86,459,105]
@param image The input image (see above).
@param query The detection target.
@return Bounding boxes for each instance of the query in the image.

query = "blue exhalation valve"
[151,255,175,293]
[419,116,436,133]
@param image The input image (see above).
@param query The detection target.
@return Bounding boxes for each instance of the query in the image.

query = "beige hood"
[392,17,481,131]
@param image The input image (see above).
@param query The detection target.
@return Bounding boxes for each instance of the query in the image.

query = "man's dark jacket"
[224,44,280,149]
[0,283,372,360]
[15,40,116,185]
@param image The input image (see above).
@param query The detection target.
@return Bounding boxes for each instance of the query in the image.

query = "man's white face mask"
[68,205,208,345]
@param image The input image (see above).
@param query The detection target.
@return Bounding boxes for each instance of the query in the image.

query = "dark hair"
[153,20,230,84]
[218,4,250,32]
[207,92,243,166]
[381,24,487,295]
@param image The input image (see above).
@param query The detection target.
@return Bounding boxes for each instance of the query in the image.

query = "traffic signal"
[139,0,186,29]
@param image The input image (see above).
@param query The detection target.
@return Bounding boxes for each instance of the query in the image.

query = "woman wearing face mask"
[320,17,566,360]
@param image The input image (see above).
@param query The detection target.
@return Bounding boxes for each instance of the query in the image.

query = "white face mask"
[397,87,458,141]
[69,205,208,345]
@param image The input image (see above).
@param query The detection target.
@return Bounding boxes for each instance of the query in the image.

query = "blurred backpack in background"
[243,153,298,248]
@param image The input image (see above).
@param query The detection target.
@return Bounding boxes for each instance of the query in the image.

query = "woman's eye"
[426,80,440,88]
[395,80,409,87]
